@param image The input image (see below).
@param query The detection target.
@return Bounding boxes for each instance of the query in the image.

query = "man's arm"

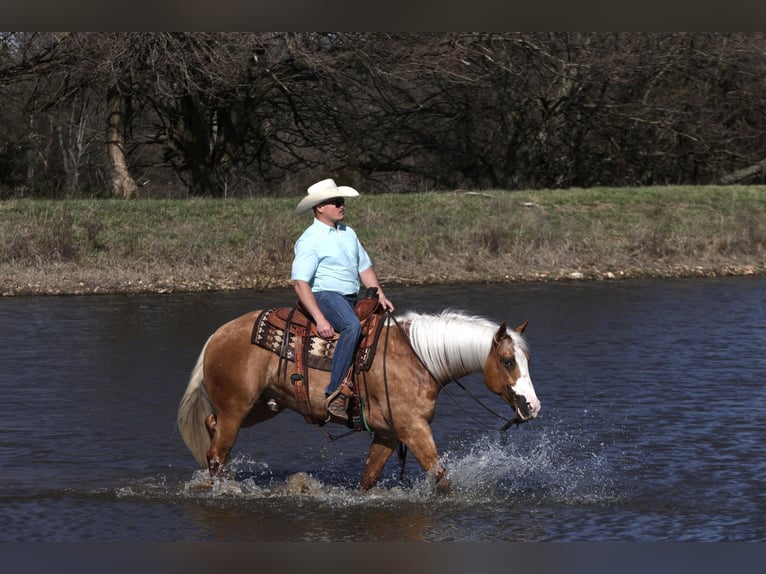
[359,267,394,311]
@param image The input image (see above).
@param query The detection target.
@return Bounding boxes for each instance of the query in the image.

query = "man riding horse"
[291,178,395,421]
[177,179,540,491]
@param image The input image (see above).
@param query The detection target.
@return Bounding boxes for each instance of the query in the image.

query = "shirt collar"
[312,218,346,232]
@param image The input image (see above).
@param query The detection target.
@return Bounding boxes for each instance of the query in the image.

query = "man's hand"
[378,294,395,312]
[316,318,335,339]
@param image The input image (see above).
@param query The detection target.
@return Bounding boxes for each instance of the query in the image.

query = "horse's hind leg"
[205,412,244,477]
[205,414,217,439]
[360,432,398,491]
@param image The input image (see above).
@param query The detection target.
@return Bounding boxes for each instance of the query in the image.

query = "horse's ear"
[494,322,507,345]
[514,320,529,334]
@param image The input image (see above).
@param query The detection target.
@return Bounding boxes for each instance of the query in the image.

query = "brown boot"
[325,393,348,419]
[324,380,353,420]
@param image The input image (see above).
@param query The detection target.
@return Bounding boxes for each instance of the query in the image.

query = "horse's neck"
[405,314,494,384]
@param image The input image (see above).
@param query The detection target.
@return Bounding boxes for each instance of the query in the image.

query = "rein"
[447,379,526,433]
[382,312,410,485]
[321,310,399,445]
[320,311,410,481]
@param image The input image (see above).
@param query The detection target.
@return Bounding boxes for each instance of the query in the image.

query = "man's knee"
[341,320,362,338]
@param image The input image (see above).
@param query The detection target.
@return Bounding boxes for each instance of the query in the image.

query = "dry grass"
[2,185,765,296]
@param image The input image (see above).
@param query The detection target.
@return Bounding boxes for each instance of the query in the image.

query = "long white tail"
[177,337,214,467]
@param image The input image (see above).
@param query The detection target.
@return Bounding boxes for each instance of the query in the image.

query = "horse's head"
[483,320,541,422]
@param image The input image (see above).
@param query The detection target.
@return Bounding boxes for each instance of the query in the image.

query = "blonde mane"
[398,310,520,384]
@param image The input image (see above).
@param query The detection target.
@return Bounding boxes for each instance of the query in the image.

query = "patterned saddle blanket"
[250,299,385,373]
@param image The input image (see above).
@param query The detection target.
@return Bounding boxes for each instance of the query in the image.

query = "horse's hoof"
[435,477,451,494]
[207,455,222,477]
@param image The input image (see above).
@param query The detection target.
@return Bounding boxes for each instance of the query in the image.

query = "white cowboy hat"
[294,178,359,214]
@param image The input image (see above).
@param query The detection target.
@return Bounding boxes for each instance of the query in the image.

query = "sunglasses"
[320,198,345,208]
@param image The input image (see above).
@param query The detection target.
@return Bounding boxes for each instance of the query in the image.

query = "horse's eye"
[503,358,515,369]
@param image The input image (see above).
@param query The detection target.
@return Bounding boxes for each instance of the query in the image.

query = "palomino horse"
[177,309,540,491]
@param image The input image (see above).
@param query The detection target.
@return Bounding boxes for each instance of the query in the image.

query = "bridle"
[387,314,527,436]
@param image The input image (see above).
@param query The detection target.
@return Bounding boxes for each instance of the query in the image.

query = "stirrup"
[325,394,348,419]
[325,380,353,420]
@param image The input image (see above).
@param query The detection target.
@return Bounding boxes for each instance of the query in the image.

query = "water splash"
[114,424,616,509]
[442,426,618,505]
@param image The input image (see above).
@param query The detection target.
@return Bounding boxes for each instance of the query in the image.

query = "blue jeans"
[314,290,362,396]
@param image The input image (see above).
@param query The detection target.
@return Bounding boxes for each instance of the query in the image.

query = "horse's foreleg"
[399,423,450,493]
[360,433,398,491]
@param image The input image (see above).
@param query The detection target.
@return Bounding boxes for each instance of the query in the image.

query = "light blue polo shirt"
[291,218,373,295]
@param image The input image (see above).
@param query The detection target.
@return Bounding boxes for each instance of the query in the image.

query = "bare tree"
[4,32,766,197]
[105,86,138,198]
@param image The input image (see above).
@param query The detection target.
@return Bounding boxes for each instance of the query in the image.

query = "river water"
[1,277,764,542]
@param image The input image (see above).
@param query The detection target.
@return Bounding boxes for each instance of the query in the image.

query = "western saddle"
[251,288,386,428]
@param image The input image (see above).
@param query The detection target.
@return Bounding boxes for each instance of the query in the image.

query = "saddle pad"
[251,309,334,372]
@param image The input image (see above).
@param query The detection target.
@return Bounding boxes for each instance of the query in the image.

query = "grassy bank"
[1,185,765,296]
